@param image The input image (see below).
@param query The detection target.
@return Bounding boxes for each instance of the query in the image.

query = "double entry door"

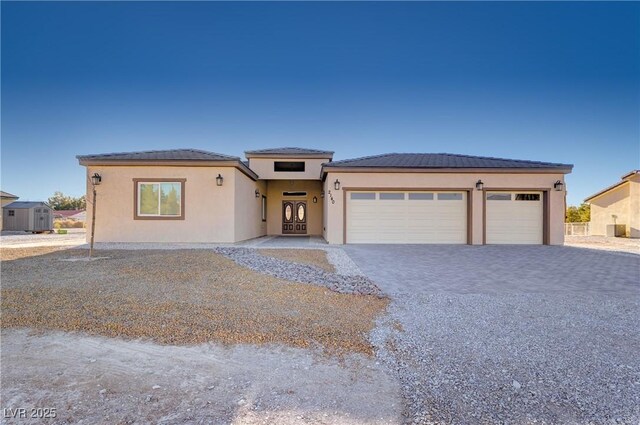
[282,201,307,234]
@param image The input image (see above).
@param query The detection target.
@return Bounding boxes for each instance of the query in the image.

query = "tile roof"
[323,153,573,170]
[3,201,50,209]
[77,148,240,162]
[244,147,334,156]
[0,191,18,199]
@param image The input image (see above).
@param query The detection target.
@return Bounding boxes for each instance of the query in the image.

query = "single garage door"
[346,191,467,244]
[485,191,543,244]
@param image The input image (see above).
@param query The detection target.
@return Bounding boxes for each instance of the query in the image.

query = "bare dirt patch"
[2,329,401,424]
[1,248,386,355]
[0,246,74,261]
[258,248,336,273]
[564,235,640,255]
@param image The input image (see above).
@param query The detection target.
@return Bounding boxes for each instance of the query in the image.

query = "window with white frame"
[135,180,184,219]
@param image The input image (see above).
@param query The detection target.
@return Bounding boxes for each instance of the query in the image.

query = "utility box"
[605,224,626,237]
[2,202,54,232]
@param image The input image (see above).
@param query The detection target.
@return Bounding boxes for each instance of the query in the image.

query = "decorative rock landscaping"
[213,247,381,296]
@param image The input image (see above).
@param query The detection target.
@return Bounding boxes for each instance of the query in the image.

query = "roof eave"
[584,180,629,203]
[78,159,260,181]
[322,166,573,175]
[245,152,334,159]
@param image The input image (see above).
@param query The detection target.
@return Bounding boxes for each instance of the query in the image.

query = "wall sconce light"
[255,189,260,198]
[320,190,325,198]
[216,174,224,186]
[91,172,102,186]
[334,179,341,190]
[553,180,564,191]
[313,196,318,203]
[475,180,484,190]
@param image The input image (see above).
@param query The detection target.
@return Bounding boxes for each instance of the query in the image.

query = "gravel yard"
[565,235,640,255]
[1,248,386,354]
[348,245,640,424]
[2,329,400,424]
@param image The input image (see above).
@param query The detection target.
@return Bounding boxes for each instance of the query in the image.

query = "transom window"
[274,161,305,172]
[516,193,541,201]
[379,193,405,200]
[487,193,512,201]
[437,193,463,201]
[135,180,185,220]
[350,192,376,200]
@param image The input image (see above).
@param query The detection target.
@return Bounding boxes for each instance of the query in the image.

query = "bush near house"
[53,220,85,229]
[566,203,590,223]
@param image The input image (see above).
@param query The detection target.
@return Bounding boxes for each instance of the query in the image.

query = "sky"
[2,1,638,206]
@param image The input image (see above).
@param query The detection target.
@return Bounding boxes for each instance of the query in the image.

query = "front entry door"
[282,201,307,234]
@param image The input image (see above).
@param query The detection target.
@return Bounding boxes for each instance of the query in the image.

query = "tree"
[48,191,87,210]
[566,203,590,223]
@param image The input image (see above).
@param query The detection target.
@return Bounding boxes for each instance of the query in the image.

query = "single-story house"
[584,170,639,238]
[77,148,572,245]
[0,190,19,230]
[53,209,86,221]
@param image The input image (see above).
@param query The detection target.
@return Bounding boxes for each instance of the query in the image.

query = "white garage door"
[346,191,467,244]
[485,192,543,244]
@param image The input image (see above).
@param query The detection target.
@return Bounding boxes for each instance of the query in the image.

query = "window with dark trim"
[8,210,15,216]
[274,161,305,172]
[283,191,307,197]
[261,195,267,222]
[134,179,186,220]
[515,193,541,201]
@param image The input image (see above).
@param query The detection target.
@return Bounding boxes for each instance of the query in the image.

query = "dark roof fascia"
[78,158,260,181]
[0,191,19,199]
[322,166,573,176]
[245,152,334,159]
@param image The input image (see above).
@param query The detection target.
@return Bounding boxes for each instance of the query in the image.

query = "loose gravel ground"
[214,247,381,296]
[258,249,336,273]
[349,245,640,424]
[565,235,640,255]
[2,248,386,355]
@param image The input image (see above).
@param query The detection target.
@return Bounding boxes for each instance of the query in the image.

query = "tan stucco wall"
[247,158,328,180]
[264,180,323,236]
[234,169,267,241]
[323,171,567,245]
[85,166,264,243]
[589,183,634,237]
[629,176,640,238]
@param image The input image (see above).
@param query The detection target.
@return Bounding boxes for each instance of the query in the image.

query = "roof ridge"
[328,152,399,165]
[434,152,570,166]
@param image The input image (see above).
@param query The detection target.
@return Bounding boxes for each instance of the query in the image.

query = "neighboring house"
[0,191,19,230]
[2,201,54,232]
[585,170,640,238]
[77,148,572,245]
[53,209,86,221]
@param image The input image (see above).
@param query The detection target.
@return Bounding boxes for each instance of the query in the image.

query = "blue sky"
[2,2,638,206]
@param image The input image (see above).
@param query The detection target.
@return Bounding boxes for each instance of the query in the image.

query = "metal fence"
[565,222,590,236]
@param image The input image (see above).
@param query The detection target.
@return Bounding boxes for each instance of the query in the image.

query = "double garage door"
[346,190,543,244]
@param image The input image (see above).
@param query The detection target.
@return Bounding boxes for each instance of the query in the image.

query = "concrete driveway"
[345,245,640,424]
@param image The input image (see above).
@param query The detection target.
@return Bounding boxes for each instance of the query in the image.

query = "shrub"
[73,221,85,228]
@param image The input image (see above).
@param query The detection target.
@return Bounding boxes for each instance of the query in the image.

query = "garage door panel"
[347,191,467,244]
[486,192,543,244]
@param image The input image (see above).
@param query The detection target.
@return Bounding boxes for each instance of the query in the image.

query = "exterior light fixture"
[475,180,484,190]
[91,173,102,186]
[255,189,260,198]
[313,196,318,203]
[320,190,325,198]
[334,179,341,190]
[553,180,564,191]
[216,174,224,186]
